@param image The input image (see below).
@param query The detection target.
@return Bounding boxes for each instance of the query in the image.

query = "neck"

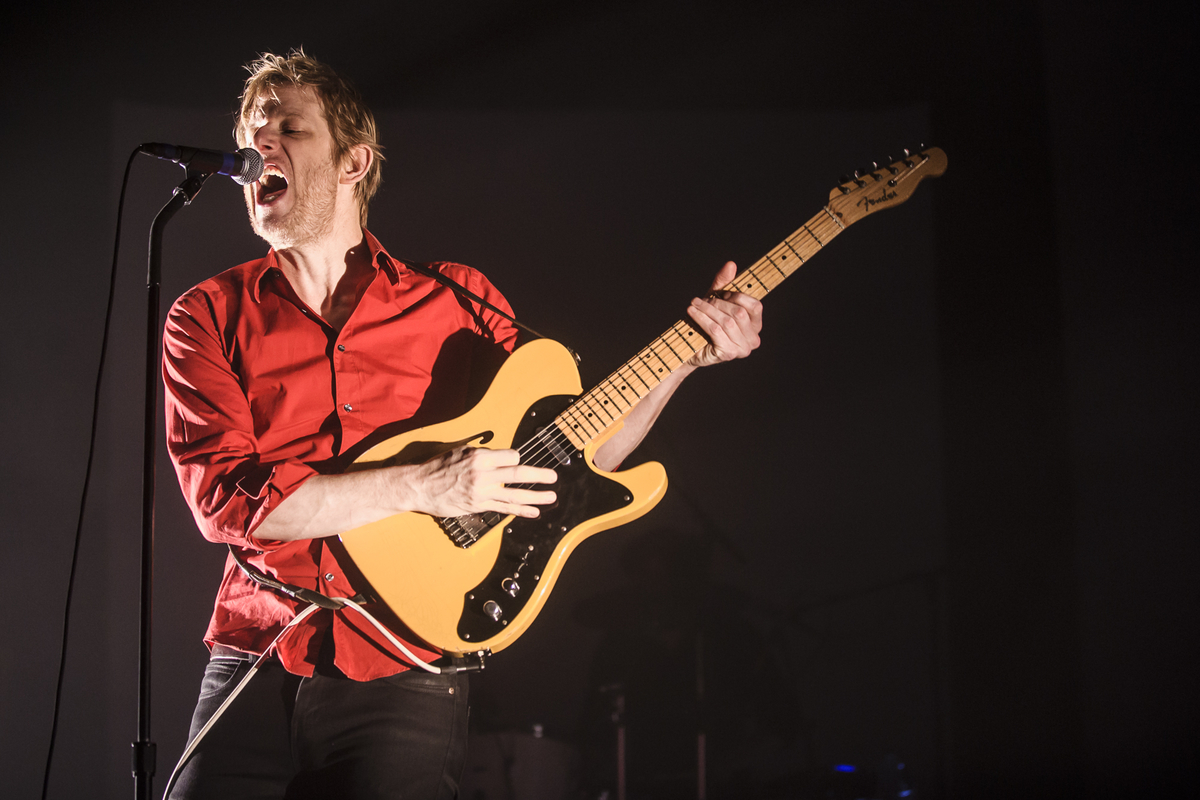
[274,214,374,329]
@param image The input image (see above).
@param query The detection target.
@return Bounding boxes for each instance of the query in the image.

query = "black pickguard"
[455,394,632,643]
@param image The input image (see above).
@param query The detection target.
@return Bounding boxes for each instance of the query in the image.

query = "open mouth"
[257,166,289,204]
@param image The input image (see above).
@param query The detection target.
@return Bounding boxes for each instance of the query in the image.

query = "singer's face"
[241,85,340,248]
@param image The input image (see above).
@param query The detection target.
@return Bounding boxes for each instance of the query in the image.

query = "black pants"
[168,652,469,799]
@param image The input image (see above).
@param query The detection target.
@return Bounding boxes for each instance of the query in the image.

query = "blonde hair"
[237,48,384,227]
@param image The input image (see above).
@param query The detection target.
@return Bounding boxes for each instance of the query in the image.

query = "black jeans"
[168,652,469,799]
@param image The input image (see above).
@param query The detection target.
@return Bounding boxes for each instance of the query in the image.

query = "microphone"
[139,143,264,185]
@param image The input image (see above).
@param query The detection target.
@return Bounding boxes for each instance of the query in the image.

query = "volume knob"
[483,600,503,622]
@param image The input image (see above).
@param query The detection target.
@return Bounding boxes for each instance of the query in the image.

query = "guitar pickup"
[535,429,576,465]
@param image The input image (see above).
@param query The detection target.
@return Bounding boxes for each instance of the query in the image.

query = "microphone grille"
[234,148,265,185]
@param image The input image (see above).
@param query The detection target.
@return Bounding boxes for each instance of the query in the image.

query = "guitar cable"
[160,559,486,800]
[162,256,537,798]
[159,601,322,800]
[225,544,487,677]
[41,151,530,800]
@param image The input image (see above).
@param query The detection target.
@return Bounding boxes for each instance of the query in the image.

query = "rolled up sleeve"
[163,290,316,551]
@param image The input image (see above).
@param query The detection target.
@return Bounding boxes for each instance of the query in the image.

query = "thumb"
[708,261,737,293]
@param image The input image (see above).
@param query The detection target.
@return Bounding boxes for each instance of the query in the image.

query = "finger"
[496,465,559,486]
[707,261,737,293]
[487,489,557,519]
[696,294,762,342]
[489,501,543,519]
[496,487,558,506]
[706,291,762,321]
[687,299,727,340]
[689,296,744,342]
[470,447,521,467]
[687,299,758,362]
[686,303,736,361]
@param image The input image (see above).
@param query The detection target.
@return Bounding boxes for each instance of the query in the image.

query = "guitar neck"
[553,205,847,450]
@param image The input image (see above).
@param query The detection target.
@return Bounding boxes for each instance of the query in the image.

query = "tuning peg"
[839,174,851,184]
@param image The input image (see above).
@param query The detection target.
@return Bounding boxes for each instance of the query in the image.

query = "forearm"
[252,447,559,543]
[593,362,696,471]
[252,466,421,542]
[592,262,764,471]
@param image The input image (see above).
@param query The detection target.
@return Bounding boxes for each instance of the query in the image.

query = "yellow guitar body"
[339,338,668,655]
[337,146,947,657]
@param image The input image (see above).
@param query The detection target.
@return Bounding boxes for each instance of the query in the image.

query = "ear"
[339,143,373,186]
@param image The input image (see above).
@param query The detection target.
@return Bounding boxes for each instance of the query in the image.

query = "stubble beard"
[246,159,340,250]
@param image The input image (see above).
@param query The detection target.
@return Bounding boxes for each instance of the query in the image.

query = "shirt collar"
[250,228,407,302]
[362,228,407,283]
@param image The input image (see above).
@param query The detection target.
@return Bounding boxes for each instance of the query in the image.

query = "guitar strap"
[223,258,561,653]
[396,257,580,364]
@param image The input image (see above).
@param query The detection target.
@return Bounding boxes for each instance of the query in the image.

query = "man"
[163,49,762,799]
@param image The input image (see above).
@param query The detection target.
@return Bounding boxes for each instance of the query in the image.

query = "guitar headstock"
[826,146,947,227]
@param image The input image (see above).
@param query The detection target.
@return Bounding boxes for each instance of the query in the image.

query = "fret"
[616,363,650,396]
[543,146,949,453]
[782,240,805,271]
[551,208,842,450]
[763,252,788,280]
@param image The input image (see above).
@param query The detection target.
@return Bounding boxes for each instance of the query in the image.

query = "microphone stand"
[133,169,210,800]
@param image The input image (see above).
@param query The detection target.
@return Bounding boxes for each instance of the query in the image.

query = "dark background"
[2,2,1195,798]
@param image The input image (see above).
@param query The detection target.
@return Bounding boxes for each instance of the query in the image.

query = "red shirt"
[163,230,518,680]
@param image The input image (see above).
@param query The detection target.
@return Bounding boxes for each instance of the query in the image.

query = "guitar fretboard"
[553,205,847,450]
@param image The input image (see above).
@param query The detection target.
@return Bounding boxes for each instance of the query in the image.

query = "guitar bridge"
[438,512,501,548]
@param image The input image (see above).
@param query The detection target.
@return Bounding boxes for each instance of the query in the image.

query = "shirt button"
[337,344,346,352]
[324,572,335,582]
[343,403,353,412]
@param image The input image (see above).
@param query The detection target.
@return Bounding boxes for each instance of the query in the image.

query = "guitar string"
[527,211,845,463]
[442,156,933,545]
[440,210,847,543]
[442,219,845,543]
[454,222,832,521]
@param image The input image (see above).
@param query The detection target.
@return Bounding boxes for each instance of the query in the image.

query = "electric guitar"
[339,147,948,655]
